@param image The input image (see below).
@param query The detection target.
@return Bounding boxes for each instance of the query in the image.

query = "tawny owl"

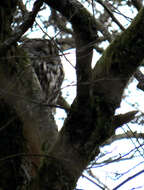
[21,38,64,106]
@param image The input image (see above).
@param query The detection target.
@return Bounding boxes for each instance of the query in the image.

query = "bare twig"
[0,0,43,54]
[96,0,125,31]
[113,169,144,190]
[82,174,107,190]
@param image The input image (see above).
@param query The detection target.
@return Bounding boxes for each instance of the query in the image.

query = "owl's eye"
[35,47,42,52]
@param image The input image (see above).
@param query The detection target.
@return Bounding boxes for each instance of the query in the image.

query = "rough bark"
[0,0,58,188]
[30,1,144,190]
[0,0,144,189]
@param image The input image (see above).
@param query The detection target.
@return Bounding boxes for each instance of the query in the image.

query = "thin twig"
[113,169,144,190]
[96,0,125,31]
[0,0,43,54]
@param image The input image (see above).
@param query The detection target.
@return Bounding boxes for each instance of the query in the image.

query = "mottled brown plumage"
[21,38,64,106]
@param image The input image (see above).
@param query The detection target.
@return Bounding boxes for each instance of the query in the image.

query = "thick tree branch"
[134,69,144,91]
[0,0,43,55]
[103,131,144,146]
[93,7,144,109]
[0,2,60,186]
[57,95,71,113]
[112,111,138,129]
[44,0,97,42]
[44,0,98,108]
[131,0,143,11]
[25,2,144,190]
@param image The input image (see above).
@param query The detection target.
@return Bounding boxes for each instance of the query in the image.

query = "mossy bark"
[0,1,58,189]
[30,2,144,189]
[0,0,144,190]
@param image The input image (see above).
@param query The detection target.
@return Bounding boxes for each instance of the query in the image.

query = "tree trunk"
[0,0,144,189]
